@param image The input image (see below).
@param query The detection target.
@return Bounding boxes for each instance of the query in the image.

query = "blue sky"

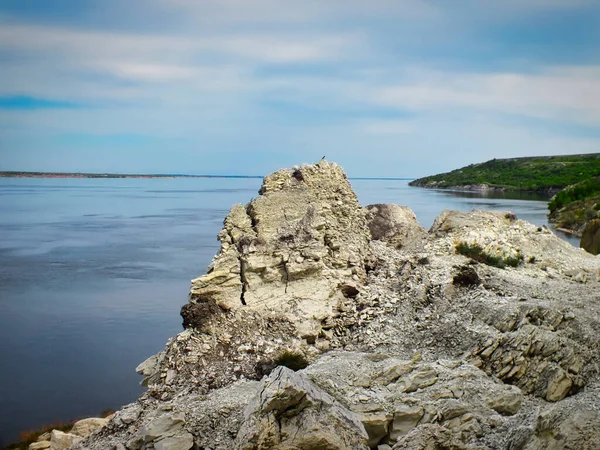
[0,0,599,177]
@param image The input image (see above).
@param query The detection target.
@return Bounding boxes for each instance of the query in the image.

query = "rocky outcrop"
[187,161,370,340]
[364,204,426,250]
[581,219,600,255]
[74,161,600,450]
[236,366,368,449]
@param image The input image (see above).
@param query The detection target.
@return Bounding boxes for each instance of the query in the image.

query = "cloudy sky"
[1,1,599,177]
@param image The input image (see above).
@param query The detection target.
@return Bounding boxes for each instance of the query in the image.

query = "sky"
[0,0,599,177]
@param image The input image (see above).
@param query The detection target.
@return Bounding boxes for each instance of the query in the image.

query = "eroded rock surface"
[74,161,600,450]
[188,160,370,340]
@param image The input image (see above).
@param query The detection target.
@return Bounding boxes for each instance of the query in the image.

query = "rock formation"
[73,161,600,450]
[581,219,600,255]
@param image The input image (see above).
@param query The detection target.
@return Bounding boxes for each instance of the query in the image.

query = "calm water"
[0,177,578,443]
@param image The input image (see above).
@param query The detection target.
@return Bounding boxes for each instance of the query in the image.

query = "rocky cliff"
[72,161,600,450]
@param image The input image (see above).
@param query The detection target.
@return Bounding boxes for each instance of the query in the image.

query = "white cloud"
[372,67,600,125]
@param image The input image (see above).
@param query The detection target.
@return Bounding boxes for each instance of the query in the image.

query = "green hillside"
[409,154,600,192]
[549,176,600,233]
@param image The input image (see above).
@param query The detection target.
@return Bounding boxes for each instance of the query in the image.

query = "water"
[0,177,579,444]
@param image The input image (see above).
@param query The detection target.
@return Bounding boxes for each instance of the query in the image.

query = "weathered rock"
[50,430,81,450]
[37,432,51,442]
[113,403,142,425]
[390,405,424,440]
[364,204,426,250]
[70,417,109,437]
[188,160,371,340]
[581,218,600,255]
[140,412,185,441]
[153,432,194,450]
[28,441,51,450]
[236,366,369,449]
[485,390,521,415]
[135,351,165,386]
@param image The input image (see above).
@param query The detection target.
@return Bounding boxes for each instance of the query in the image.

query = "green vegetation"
[274,350,309,371]
[548,176,600,212]
[410,154,600,191]
[455,242,524,269]
[548,176,600,233]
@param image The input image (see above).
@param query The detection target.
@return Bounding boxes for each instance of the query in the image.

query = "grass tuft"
[455,242,523,269]
[274,350,309,371]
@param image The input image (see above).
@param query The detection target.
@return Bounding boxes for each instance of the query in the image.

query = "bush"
[455,242,523,269]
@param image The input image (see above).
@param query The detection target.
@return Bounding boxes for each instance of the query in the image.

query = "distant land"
[0,171,264,179]
[410,153,600,241]
[409,153,600,193]
[0,171,412,181]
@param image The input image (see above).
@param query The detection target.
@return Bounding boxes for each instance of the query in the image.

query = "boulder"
[187,161,371,339]
[70,417,109,437]
[153,433,194,450]
[140,412,185,441]
[28,442,51,450]
[581,219,600,255]
[236,366,369,449]
[50,430,81,450]
[364,204,426,249]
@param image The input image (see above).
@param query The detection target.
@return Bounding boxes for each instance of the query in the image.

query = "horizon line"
[0,170,415,181]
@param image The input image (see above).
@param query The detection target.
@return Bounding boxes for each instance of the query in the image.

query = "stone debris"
[49,430,81,450]
[68,161,600,450]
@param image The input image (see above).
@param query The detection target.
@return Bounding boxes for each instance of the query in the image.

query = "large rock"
[364,204,426,250]
[187,160,371,339]
[235,366,369,449]
[70,417,109,437]
[50,430,81,450]
[581,219,600,255]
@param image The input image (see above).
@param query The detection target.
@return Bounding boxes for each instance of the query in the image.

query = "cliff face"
[74,161,600,450]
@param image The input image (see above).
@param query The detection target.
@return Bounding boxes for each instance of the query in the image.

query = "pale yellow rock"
[359,412,392,448]
[184,161,371,337]
[70,417,109,437]
[390,405,424,440]
[29,441,51,450]
[546,369,573,402]
[50,430,81,450]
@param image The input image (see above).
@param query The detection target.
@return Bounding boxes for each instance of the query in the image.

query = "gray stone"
[153,433,194,450]
[140,413,185,442]
[114,404,141,425]
[390,405,424,441]
[236,366,369,449]
[486,389,522,415]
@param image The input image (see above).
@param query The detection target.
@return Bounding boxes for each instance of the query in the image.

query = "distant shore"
[0,171,263,179]
[0,171,413,181]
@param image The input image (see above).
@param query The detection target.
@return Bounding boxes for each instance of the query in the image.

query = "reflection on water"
[0,177,580,443]
[435,188,551,202]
